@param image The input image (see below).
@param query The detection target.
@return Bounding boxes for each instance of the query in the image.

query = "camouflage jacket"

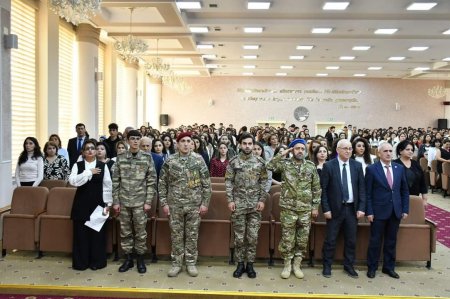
[225,153,268,211]
[112,150,157,207]
[159,152,211,208]
[266,153,321,212]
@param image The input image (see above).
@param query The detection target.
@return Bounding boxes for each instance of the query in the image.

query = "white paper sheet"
[84,205,109,232]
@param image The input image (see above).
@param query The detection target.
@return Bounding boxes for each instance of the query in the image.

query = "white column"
[76,24,100,138]
[115,61,138,128]
[444,82,450,124]
[145,77,162,130]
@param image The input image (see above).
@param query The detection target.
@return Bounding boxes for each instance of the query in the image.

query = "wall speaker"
[160,114,169,126]
[438,119,447,130]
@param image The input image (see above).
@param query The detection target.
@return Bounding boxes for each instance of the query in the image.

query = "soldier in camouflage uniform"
[225,133,268,278]
[159,132,211,278]
[266,138,321,279]
[112,130,157,274]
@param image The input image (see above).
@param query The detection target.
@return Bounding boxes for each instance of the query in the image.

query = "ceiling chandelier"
[49,0,101,26]
[114,8,148,64]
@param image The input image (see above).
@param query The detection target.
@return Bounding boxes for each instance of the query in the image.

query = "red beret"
[176,132,193,142]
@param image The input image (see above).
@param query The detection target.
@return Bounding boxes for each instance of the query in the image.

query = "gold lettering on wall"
[237,88,362,109]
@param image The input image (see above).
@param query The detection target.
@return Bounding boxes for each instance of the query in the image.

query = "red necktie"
[385,165,393,189]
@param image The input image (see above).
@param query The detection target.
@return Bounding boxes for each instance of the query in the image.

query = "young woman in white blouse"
[15,137,44,186]
[351,137,375,175]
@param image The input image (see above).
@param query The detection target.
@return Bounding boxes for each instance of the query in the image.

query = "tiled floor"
[0,193,449,297]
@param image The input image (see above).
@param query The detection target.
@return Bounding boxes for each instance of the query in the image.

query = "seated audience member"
[43,141,70,181]
[49,134,69,164]
[436,138,450,176]
[394,140,428,206]
[69,139,112,271]
[96,142,115,175]
[15,137,44,187]
[351,138,375,175]
[427,139,441,168]
[210,142,230,177]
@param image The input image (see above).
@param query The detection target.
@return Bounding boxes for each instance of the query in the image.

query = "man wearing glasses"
[320,139,366,278]
[112,130,157,274]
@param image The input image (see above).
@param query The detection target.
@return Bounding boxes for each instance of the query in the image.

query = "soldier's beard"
[293,154,304,161]
[242,148,252,155]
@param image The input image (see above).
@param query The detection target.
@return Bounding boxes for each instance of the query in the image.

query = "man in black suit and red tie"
[365,142,409,279]
[67,123,89,169]
[320,139,366,278]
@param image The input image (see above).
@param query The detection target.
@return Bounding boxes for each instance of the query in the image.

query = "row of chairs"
[1,185,436,267]
[419,157,450,197]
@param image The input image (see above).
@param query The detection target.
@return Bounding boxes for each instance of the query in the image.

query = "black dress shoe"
[382,268,400,279]
[90,266,98,271]
[344,267,358,278]
[246,262,256,279]
[322,266,331,278]
[367,270,376,278]
[233,262,246,278]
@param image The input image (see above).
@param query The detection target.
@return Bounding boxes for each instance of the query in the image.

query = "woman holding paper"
[69,139,113,271]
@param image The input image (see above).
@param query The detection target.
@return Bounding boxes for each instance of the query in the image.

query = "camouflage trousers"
[278,208,311,260]
[119,206,148,255]
[232,210,261,263]
[169,205,201,267]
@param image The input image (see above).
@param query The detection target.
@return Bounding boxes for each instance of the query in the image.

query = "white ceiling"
[92,0,450,79]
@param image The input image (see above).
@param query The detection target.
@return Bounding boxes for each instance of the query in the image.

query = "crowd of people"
[13,121,439,280]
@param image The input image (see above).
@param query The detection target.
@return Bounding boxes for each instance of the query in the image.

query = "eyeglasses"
[338,147,353,151]
[84,146,96,151]
[129,137,141,141]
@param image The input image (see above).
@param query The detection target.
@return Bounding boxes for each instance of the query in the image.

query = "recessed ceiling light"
[242,72,254,76]
[406,2,437,10]
[205,64,218,68]
[276,72,287,76]
[243,55,258,59]
[443,57,450,61]
[247,1,271,9]
[243,45,260,50]
[244,27,264,33]
[389,56,406,61]
[408,46,429,51]
[340,56,355,60]
[280,65,294,69]
[202,54,217,59]
[443,29,450,35]
[316,73,329,77]
[326,66,340,70]
[368,66,383,70]
[414,67,430,71]
[352,46,371,51]
[289,55,305,60]
[176,1,201,9]
[296,45,314,50]
[353,73,366,77]
[190,26,209,33]
[243,65,256,69]
[374,28,398,34]
[322,2,350,10]
[197,44,214,49]
[311,27,333,34]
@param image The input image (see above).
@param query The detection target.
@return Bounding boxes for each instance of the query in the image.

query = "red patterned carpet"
[426,203,450,248]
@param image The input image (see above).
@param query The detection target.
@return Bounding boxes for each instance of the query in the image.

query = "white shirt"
[15,155,44,186]
[382,162,394,187]
[337,157,354,203]
[69,159,113,204]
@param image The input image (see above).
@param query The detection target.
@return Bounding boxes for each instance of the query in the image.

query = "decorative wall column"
[444,81,450,126]
[145,77,162,130]
[76,24,100,138]
[115,61,138,128]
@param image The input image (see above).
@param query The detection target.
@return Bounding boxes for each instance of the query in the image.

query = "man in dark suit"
[325,126,338,148]
[365,142,409,279]
[67,123,88,169]
[321,139,366,278]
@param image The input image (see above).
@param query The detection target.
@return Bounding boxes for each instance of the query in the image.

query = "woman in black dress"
[69,139,112,271]
[394,140,428,205]
[436,138,450,176]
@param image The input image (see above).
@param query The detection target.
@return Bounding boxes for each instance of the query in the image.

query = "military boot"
[118,254,134,273]
[167,265,182,277]
[187,265,199,277]
[233,262,246,278]
[293,257,304,279]
[136,255,147,274]
[280,259,292,279]
[246,262,256,278]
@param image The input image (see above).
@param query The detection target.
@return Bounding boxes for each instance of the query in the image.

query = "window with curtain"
[10,0,37,172]
[98,42,105,135]
[58,21,76,145]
